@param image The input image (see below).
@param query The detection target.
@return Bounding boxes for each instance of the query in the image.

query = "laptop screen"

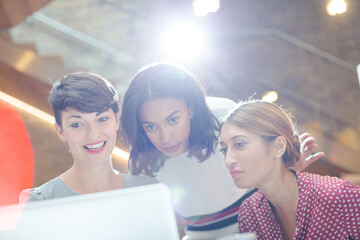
[0,183,180,240]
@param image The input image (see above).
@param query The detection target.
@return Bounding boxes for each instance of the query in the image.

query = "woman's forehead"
[139,98,188,121]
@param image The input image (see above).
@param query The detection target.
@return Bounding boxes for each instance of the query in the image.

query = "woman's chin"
[164,150,183,158]
[234,180,251,190]
[161,145,187,158]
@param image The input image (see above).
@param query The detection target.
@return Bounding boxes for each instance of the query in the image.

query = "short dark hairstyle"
[49,72,119,126]
[120,62,219,176]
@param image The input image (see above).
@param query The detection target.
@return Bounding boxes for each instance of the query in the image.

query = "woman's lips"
[230,170,243,178]
[161,143,181,153]
[83,141,106,154]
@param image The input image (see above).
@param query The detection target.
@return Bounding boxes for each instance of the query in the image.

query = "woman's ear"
[274,136,286,158]
[54,123,67,142]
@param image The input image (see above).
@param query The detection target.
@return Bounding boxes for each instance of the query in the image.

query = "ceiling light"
[162,22,205,61]
[327,0,347,16]
[193,0,220,17]
[262,91,278,103]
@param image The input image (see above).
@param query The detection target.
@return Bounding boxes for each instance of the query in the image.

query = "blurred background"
[0,0,359,205]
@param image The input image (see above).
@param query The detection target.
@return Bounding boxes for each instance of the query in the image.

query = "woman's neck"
[258,169,299,240]
[60,158,123,194]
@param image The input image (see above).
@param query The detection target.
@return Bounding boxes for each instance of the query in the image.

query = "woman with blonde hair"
[220,100,360,239]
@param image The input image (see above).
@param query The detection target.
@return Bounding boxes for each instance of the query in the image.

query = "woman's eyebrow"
[96,110,107,116]
[165,110,179,121]
[141,110,180,124]
[231,135,247,141]
[67,115,82,120]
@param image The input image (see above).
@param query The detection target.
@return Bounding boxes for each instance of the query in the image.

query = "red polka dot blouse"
[238,172,360,239]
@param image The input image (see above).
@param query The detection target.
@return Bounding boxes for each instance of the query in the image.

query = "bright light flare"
[15,51,36,72]
[0,91,54,124]
[327,0,347,16]
[169,185,186,207]
[162,23,205,61]
[262,91,278,103]
[193,0,220,17]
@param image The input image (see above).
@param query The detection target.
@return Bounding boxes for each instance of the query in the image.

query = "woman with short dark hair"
[20,72,156,202]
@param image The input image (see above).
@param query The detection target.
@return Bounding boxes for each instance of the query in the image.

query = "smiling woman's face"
[139,98,193,158]
[55,108,119,164]
[220,122,279,189]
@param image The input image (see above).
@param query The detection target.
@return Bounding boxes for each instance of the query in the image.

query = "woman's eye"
[235,142,245,148]
[219,147,227,155]
[168,117,178,125]
[99,117,109,122]
[145,124,156,131]
[71,122,82,128]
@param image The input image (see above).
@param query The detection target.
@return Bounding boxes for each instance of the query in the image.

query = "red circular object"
[0,100,34,206]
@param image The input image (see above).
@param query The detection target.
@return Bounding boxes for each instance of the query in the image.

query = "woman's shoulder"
[123,174,158,188]
[297,172,360,199]
[238,189,265,213]
[19,177,77,203]
[298,172,351,188]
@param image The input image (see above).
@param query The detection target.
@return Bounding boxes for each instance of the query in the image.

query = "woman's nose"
[88,123,100,138]
[224,150,237,168]
[160,128,172,143]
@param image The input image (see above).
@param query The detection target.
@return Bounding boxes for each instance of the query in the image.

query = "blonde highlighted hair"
[223,100,300,167]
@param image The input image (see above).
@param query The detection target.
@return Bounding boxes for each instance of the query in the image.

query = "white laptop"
[0,183,180,240]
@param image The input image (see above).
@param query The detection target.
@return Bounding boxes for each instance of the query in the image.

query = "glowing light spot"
[262,91,278,103]
[0,204,25,231]
[193,0,221,17]
[162,23,205,61]
[112,146,130,163]
[169,185,186,207]
[14,51,36,72]
[327,0,347,16]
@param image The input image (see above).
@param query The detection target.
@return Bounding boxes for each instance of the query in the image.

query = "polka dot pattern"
[238,172,360,239]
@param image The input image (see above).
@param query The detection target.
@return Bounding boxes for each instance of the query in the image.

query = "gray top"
[19,174,158,202]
